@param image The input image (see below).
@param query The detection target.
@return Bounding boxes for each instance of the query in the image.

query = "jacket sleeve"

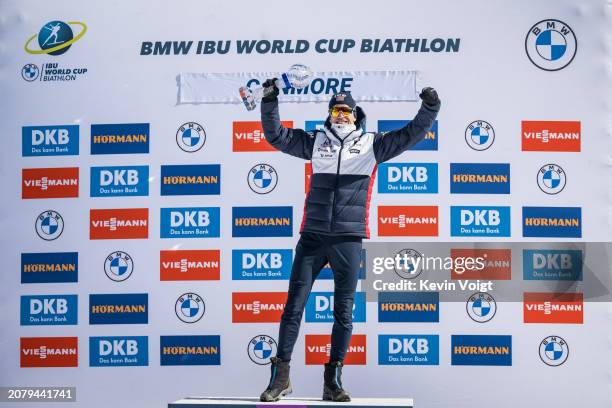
[372,100,441,163]
[260,99,315,160]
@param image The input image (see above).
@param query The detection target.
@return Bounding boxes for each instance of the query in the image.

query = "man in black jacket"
[258,80,440,402]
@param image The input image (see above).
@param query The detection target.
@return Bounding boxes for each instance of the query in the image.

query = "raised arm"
[373,87,441,163]
[260,79,315,160]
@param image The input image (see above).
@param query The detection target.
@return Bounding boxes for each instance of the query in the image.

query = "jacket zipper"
[328,129,356,232]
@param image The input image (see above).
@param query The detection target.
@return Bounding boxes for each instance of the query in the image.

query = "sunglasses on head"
[329,106,355,118]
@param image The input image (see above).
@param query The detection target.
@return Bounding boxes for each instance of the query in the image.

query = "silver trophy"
[239,64,314,111]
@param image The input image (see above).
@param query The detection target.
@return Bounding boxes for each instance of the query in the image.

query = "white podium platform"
[168,397,414,408]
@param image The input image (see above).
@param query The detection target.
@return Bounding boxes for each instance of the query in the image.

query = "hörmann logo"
[378,335,439,365]
[523,292,583,323]
[522,207,581,238]
[305,292,366,323]
[521,121,580,152]
[20,337,78,367]
[160,207,220,238]
[232,206,293,237]
[305,334,366,365]
[233,121,293,152]
[90,123,149,155]
[232,249,292,280]
[378,292,439,322]
[160,335,220,366]
[378,163,438,194]
[450,163,510,194]
[90,166,149,197]
[22,125,79,156]
[89,293,148,324]
[21,295,78,326]
[523,249,582,281]
[90,208,149,239]
[451,335,512,366]
[160,164,221,196]
[378,120,438,150]
[22,167,79,199]
[160,250,220,281]
[21,252,78,283]
[232,292,287,322]
[89,336,148,367]
[377,206,438,236]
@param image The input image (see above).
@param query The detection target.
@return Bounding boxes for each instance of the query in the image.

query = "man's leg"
[276,232,328,361]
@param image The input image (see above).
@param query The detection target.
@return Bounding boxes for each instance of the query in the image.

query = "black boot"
[260,356,292,402]
[323,360,351,402]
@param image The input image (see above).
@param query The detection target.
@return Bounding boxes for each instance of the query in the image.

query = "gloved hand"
[262,78,279,103]
[419,87,440,106]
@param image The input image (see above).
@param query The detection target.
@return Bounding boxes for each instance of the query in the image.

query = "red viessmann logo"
[378,206,438,236]
[523,292,583,323]
[160,249,221,281]
[305,334,366,365]
[232,292,287,322]
[20,337,78,367]
[521,121,581,152]
[22,167,79,199]
[90,208,148,239]
[450,248,511,280]
[233,121,293,152]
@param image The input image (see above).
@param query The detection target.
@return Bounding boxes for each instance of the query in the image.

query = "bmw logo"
[466,292,497,323]
[526,19,577,71]
[537,164,566,194]
[104,251,134,282]
[247,163,278,194]
[176,122,206,152]
[539,335,569,366]
[175,292,205,323]
[21,64,40,81]
[247,335,278,365]
[35,210,64,241]
[393,248,423,280]
[465,120,495,151]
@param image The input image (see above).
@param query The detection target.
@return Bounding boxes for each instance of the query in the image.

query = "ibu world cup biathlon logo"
[175,292,205,323]
[104,251,134,282]
[466,292,497,323]
[537,164,566,194]
[35,210,64,241]
[247,164,278,194]
[539,336,569,366]
[176,122,206,152]
[25,21,87,56]
[248,335,278,365]
[525,19,577,71]
[465,120,495,151]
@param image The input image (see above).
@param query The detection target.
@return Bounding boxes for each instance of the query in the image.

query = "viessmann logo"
[232,292,287,322]
[521,121,580,152]
[233,121,293,152]
[450,248,511,280]
[523,292,583,323]
[20,337,78,367]
[22,167,79,199]
[160,249,221,281]
[90,208,149,239]
[160,164,221,196]
[305,334,366,365]
[21,252,78,283]
[377,206,438,236]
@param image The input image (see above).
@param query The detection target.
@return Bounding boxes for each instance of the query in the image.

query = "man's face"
[329,104,356,125]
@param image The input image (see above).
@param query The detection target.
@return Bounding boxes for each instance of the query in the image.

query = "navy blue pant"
[276,232,362,362]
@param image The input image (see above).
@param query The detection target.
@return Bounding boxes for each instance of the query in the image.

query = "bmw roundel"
[104,251,134,282]
[525,19,577,71]
[539,335,569,366]
[175,292,205,323]
[247,163,278,194]
[465,120,495,151]
[176,122,206,152]
[35,210,64,241]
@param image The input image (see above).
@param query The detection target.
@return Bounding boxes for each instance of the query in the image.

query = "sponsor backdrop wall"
[1,0,611,407]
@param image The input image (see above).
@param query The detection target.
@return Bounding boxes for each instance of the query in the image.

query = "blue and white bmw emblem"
[175,292,205,323]
[35,210,64,241]
[466,292,497,323]
[104,251,134,282]
[465,120,495,151]
[21,63,40,81]
[537,164,566,194]
[525,19,577,71]
[248,335,278,365]
[176,122,206,152]
[539,335,569,366]
[248,163,278,194]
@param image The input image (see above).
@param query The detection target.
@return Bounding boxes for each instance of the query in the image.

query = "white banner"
[178,70,421,104]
